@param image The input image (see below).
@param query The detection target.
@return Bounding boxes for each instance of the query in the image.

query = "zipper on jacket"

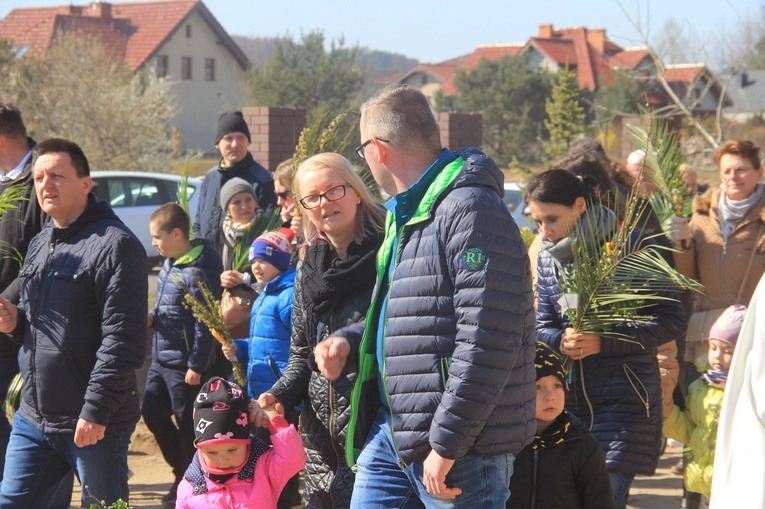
[623,364,650,418]
[577,359,596,430]
[531,449,539,508]
[325,312,340,507]
[381,227,408,470]
[31,238,57,415]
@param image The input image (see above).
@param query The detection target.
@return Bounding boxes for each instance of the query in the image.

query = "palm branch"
[181,280,247,386]
[176,159,194,238]
[627,119,693,234]
[230,207,283,272]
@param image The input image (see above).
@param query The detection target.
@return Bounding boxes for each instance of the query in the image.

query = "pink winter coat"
[176,416,306,509]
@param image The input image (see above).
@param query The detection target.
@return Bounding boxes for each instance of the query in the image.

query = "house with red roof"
[0,0,249,153]
[381,23,727,116]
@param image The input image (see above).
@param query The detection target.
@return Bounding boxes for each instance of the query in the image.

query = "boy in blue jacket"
[142,203,223,508]
[222,229,295,403]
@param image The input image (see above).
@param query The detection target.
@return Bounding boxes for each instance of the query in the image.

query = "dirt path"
[69,421,684,508]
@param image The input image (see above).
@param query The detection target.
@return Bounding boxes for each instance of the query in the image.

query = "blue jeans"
[0,412,133,508]
[351,409,514,509]
[609,471,636,509]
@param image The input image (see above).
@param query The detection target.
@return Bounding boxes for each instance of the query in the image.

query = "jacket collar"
[693,187,765,225]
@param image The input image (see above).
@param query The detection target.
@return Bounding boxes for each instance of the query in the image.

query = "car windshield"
[503,189,523,212]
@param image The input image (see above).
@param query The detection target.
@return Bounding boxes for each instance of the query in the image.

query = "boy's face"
[199,442,248,471]
[708,339,735,372]
[251,258,281,284]
[536,374,565,432]
[150,223,184,259]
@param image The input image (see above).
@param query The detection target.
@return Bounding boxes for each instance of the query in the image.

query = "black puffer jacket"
[13,195,148,432]
[507,412,614,509]
[151,239,222,372]
[193,153,275,242]
[268,234,382,509]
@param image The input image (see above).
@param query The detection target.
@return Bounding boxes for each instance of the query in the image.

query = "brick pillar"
[242,106,307,171]
[437,112,483,151]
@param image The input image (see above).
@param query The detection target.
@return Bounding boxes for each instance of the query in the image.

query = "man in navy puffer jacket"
[0,138,147,508]
[315,85,537,508]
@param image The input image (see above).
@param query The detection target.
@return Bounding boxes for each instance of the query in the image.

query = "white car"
[91,171,202,261]
[503,181,536,231]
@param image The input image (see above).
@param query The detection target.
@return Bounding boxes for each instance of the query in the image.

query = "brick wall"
[242,106,307,171]
[437,112,483,151]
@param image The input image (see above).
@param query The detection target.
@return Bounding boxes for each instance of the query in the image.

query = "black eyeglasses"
[275,190,292,200]
[355,138,390,159]
[299,183,352,210]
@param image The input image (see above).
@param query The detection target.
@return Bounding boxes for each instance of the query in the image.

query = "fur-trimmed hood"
[692,187,765,224]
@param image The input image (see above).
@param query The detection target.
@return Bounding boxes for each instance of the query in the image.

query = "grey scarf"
[542,204,617,264]
[718,184,764,243]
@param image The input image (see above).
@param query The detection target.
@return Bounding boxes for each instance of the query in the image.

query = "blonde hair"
[273,157,295,189]
[293,152,385,245]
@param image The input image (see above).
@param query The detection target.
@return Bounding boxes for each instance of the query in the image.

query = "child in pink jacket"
[175,377,306,509]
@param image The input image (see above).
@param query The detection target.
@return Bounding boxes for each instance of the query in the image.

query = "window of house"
[205,58,215,81]
[186,24,192,38]
[421,75,429,85]
[181,57,192,80]
[155,55,168,78]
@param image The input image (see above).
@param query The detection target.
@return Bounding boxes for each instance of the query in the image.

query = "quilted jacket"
[13,194,147,432]
[663,377,725,499]
[233,267,295,399]
[268,241,380,509]
[536,230,687,475]
[342,147,537,467]
[150,239,222,373]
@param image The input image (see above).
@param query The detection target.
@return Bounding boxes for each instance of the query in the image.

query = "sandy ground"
[68,420,685,508]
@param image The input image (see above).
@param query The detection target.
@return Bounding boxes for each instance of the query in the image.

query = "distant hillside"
[232,35,419,90]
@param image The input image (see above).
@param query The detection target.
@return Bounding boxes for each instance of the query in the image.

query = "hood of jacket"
[51,193,122,241]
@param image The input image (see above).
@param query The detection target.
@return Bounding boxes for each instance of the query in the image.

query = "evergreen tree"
[544,65,586,160]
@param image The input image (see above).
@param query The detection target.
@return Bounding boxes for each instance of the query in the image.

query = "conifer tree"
[544,64,586,160]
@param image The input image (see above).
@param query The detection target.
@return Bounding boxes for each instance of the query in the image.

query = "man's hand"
[252,393,282,428]
[314,336,350,381]
[185,368,202,385]
[0,296,18,334]
[74,418,106,448]
[423,449,461,499]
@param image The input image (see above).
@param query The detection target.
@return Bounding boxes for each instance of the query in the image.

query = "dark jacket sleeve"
[184,266,218,373]
[576,434,616,509]
[429,188,536,459]
[268,264,311,412]
[80,235,148,426]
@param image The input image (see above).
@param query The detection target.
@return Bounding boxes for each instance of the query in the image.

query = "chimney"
[586,29,606,55]
[58,5,83,15]
[539,24,553,39]
[88,2,112,19]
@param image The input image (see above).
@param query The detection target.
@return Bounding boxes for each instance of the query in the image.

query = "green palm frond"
[230,207,283,272]
[293,107,357,171]
[176,159,194,238]
[3,372,22,417]
[628,119,693,231]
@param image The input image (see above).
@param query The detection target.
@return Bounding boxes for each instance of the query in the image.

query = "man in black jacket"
[193,111,276,243]
[0,138,147,508]
[0,102,47,479]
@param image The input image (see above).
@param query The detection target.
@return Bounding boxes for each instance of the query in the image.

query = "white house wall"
[144,9,246,154]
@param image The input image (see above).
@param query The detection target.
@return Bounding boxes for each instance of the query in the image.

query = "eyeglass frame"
[721,166,759,179]
[275,190,292,200]
[299,183,353,210]
[355,137,390,159]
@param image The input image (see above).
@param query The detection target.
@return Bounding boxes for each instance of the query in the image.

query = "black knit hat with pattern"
[534,342,569,391]
[193,377,251,446]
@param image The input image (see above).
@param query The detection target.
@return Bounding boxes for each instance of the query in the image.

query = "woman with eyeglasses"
[254,152,385,509]
[671,140,765,380]
[273,158,304,251]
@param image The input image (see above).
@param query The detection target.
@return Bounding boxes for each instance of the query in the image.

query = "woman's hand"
[561,328,601,360]
[220,270,245,288]
[290,214,303,241]
[221,342,237,361]
[670,216,692,250]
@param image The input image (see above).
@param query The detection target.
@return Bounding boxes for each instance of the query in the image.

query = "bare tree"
[0,32,177,172]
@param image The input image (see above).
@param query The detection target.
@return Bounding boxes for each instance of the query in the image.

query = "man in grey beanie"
[193,111,276,244]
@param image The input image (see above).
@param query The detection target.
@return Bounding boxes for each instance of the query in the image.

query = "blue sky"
[1,0,760,63]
